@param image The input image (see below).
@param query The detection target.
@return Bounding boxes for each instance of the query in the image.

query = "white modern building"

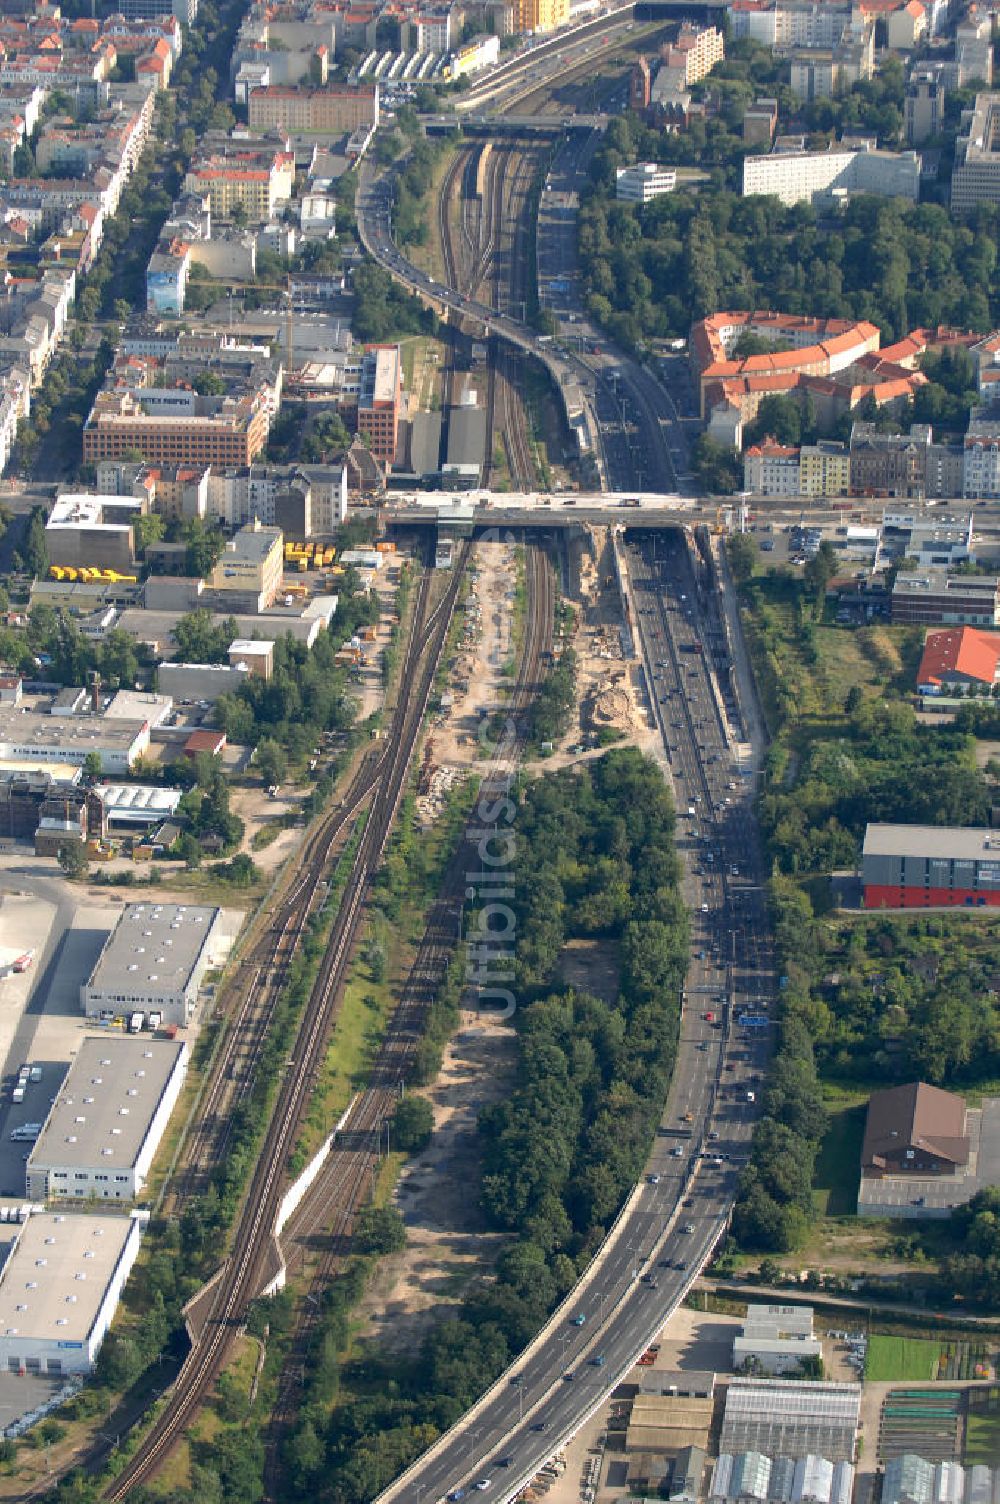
[81,903,223,1028]
[0,1209,147,1376]
[0,707,149,775]
[733,1304,823,1375]
[615,162,677,203]
[26,1037,188,1202]
[743,144,920,206]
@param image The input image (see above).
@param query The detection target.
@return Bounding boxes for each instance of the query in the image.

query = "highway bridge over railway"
[383,488,711,529]
[423,111,608,135]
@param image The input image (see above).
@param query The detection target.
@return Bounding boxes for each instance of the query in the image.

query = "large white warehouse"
[80,902,223,1027]
[0,1210,146,1377]
[26,1037,188,1203]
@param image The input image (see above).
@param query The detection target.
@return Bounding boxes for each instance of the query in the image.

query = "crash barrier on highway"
[274,1094,359,1239]
[372,1170,649,1504]
[357,163,606,486]
[683,530,737,756]
[713,538,767,753]
[497,1220,726,1504]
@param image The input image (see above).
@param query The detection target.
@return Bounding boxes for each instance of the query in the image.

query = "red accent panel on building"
[864,884,1000,909]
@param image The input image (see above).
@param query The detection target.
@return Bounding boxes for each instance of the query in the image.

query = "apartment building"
[183,142,294,223]
[630,55,651,111]
[952,93,1000,212]
[512,0,569,33]
[886,0,926,50]
[955,7,993,86]
[799,441,850,496]
[146,239,191,314]
[963,417,1000,498]
[205,462,347,531]
[789,26,874,100]
[728,0,852,47]
[661,23,724,87]
[742,142,919,205]
[905,67,946,144]
[406,8,452,49]
[248,82,379,133]
[850,422,934,498]
[0,368,29,478]
[743,439,800,495]
[356,345,401,464]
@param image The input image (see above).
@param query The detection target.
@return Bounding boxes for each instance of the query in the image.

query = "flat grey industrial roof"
[222,525,281,563]
[117,608,321,651]
[863,823,1000,862]
[446,406,487,469]
[0,1211,140,1345]
[85,902,219,999]
[0,708,146,753]
[892,571,998,595]
[28,1037,187,1173]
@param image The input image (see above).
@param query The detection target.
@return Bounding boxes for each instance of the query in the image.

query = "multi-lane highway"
[536,129,694,494]
[374,528,774,1504]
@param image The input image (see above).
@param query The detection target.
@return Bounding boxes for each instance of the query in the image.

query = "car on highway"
[475,1481,492,1493]
[590,1353,606,1366]
[681,1223,695,1233]
[570,1313,586,1326]
[647,1173,660,1185]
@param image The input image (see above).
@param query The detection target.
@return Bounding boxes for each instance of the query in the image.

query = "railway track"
[261,536,555,1498]
[166,755,381,1210]
[104,546,470,1501]
[438,141,540,491]
[492,152,538,490]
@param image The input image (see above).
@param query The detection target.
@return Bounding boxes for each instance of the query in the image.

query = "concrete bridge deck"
[383,488,701,528]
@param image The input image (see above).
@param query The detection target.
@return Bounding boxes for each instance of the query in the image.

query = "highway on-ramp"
[374,528,775,1504]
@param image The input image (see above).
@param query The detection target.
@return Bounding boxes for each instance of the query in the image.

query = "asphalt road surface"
[376,532,775,1504]
[536,129,693,495]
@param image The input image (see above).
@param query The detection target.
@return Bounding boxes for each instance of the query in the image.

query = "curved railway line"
[103,544,471,1501]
